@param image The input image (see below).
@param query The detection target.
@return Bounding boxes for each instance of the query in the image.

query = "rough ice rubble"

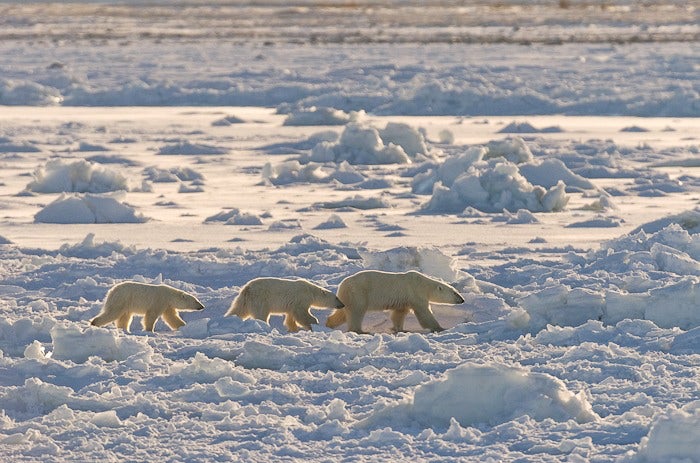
[308,122,430,165]
[412,137,589,213]
[26,159,130,194]
[517,222,700,331]
[633,401,700,463]
[34,193,148,224]
[421,160,569,214]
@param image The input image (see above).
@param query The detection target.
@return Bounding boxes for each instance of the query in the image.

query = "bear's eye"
[437,285,443,291]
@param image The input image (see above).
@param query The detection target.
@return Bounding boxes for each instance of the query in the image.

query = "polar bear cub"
[326,270,464,333]
[91,281,205,332]
[226,277,344,332]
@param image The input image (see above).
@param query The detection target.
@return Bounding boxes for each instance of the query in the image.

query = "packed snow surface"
[1,1,700,462]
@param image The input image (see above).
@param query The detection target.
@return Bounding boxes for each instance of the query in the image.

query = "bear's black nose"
[335,297,345,309]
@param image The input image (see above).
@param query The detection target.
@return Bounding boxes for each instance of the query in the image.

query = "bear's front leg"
[116,313,133,332]
[347,306,368,334]
[142,312,159,332]
[412,302,444,332]
[162,308,186,330]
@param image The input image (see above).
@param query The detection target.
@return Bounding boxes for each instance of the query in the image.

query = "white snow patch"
[34,193,148,224]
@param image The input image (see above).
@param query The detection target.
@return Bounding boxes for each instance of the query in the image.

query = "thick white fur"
[226,278,343,332]
[91,282,204,332]
[326,270,464,333]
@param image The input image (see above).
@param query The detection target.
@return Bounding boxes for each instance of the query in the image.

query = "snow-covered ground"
[1,1,699,462]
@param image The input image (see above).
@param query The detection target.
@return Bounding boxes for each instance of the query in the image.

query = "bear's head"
[430,282,465,305]
[177,290,205,311]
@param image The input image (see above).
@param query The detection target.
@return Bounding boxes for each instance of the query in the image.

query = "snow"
[26,159,130,194]
[0,2,699,462]
[34,193,148,224]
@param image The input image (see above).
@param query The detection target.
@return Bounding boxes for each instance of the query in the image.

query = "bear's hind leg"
[325,309,347,328]
[162,308,186,330]
[115,313,133,332]
[390,308,409,333]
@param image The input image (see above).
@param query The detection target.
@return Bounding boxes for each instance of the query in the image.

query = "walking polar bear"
[326,270,464,334]
[91,281,205,332]
[226,277,344,332]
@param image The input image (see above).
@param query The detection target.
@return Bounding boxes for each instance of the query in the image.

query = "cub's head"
[430,282,465,305]
[176,290,205,312]
[312,285,345,309]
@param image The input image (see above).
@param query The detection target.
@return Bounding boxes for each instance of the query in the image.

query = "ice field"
[0,1,699,462]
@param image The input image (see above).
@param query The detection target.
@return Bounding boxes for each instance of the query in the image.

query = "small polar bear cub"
[226,277,344,332]
[91,281,204,332]
[326,270,464,334]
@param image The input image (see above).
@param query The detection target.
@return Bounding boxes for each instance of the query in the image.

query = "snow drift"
[34,193,148,224]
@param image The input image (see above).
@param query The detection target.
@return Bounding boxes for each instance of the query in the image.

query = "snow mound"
[421,160,569,214]
[282,106,360,126]
[26,159,130,193]
[361,246,460,283]
[316,195,390,210]
[211,114,245,126]
[309,122,430,165]
[410,363,598,427]
[0,79,62,105]
[484,137,533,164]
[204,208,262,225]
[631,208,700,235]
[634,401,700,463]
[262,161,326,185]
[34,193,148,224]
[51,323,153,363]
[262,160,367,186]
[519,158,595,190]
[498,121,564,133]
[314,214,347,230]
[157,141,228,155]
[378,122,429,157]
[144,166,204,183]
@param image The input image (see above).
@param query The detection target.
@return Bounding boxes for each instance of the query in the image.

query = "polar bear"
[90,281,204,332]
[325,270,464,333]
[226,277,344,332]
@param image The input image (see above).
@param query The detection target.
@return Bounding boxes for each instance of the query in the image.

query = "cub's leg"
[115,313,133,332]
[390,307,409,333]
[162,308,186,330]
[292,307,319,331]
[412,302,444,332]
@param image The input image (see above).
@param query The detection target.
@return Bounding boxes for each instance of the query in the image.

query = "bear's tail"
[325,308,347,328]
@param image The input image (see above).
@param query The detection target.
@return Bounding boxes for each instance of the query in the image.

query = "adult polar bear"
[91,281,204,332]
[326,270,464,333]
[226,277,344,332]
